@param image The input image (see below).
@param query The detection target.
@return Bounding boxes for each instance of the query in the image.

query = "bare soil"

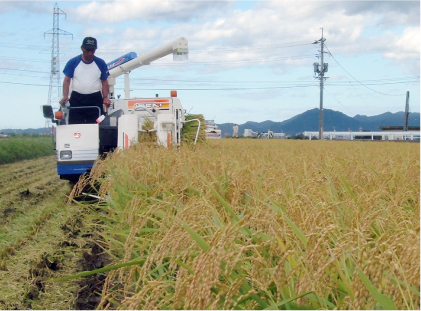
[0,156,107,309]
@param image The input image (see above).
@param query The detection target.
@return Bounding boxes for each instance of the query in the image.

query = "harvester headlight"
[60,150,72,160]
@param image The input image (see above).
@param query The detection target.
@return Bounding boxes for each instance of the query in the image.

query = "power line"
[133,76,419,84]
[0,72,50,78]
[0,68,50,73]
[328,80,419,86]
[0,81,49,87]
[128,84,319,91]
[0,76,417,88]
[324,44,404,97]
[324,87,353,116]
[0,66,417,83]
[0,56,51,63]
[192,41,312,53]
[0,53,315,66]
[0,80,318,90]
[0,40,312,54]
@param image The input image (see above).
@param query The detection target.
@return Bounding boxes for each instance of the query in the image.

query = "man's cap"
[81,37,97,49]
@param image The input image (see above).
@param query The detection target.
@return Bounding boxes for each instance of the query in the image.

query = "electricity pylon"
[44,3,72,110]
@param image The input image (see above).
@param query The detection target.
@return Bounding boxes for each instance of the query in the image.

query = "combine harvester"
[43,37,201,181]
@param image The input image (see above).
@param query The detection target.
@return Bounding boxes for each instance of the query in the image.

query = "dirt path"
[0,156,103,309]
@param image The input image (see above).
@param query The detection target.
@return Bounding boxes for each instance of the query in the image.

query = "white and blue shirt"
[63,55,109,95]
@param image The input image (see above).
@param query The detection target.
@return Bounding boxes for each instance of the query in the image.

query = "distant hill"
[217,109,420,137]
[2,109,419,137]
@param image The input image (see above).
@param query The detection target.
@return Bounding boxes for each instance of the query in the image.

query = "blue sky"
[0,0,419,129]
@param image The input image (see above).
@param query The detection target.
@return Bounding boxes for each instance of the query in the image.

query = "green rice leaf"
[178,219,211,252]
[339,173,357,203]
[264,291,314,310]
[259,198,307,247]
[173,258,194,275]
[51,257,147,282]
[384,272,420,296]
[357,268,397,310]
[204,178,239,221]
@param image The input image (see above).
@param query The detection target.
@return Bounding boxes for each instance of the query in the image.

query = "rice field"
[75,139,420,310]
[0,135,55,164]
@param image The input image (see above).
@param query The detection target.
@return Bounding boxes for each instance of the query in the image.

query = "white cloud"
[73,0,232,23]
[67,0,420,72]
[84,26,116,37]
[0,1,48,14]
[385,27,420,60]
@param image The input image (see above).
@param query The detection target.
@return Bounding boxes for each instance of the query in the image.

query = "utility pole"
[44,3,72,110]
[403,91,410,131]
[313,28,328,140]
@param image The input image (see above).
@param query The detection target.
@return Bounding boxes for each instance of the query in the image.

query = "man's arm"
[101,79,111,107]
[101,79,109,99]
[60,76,72,105]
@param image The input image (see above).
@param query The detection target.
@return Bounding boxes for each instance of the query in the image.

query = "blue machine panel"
[107,52,137,70]
[57,161,94,176]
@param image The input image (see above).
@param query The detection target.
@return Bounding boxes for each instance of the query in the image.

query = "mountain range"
[1,109,420,137]
[216,109,420,137]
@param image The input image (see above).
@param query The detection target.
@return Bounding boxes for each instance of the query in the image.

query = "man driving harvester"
[60,37,111,124]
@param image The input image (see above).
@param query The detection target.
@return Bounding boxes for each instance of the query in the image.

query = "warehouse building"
[303,129,420,141]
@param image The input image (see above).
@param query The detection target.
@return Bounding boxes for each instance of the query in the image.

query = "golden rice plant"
[136,114,206,146]
[138,117,157,144]
[181,114,206,144]
[72,139,419,310]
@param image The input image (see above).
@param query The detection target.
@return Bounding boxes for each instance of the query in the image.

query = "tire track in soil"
[0,168,55,197]
[0,157,53,181]
[0,156,108,310]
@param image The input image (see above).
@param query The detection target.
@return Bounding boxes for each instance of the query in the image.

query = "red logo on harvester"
[107,58,125,70]
[73,132,81,138]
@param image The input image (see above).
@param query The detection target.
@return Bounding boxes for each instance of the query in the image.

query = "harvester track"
[0,156,102,309]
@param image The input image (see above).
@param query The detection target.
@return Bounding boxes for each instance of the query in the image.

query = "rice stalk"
[65,139,419,310]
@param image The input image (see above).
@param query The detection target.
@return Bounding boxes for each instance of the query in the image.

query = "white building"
[244,129,285,139]
[244,129,257,137]
[205,120,221,139]
[303,131,420,141]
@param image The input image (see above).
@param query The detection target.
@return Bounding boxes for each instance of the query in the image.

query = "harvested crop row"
[78,139,420,310]
[0,155,104,309]
[0,156,64,225]
[0,156,54,185]
[0,167,55,197]
[0,154,52,173]
[0,164,50,188]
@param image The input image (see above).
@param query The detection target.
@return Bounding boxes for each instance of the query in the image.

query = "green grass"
[0,136,55,164]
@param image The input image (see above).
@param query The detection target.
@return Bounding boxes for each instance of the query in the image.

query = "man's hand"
[103,98,111,109]
[59,97,69,106]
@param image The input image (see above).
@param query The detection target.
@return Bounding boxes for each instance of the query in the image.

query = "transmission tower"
[44,3,72,112]
[313,28,328,140]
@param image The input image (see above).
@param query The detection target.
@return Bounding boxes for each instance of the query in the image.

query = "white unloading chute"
[107,37,188,99]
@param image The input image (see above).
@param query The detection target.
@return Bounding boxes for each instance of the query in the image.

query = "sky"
[0,0,419,129]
